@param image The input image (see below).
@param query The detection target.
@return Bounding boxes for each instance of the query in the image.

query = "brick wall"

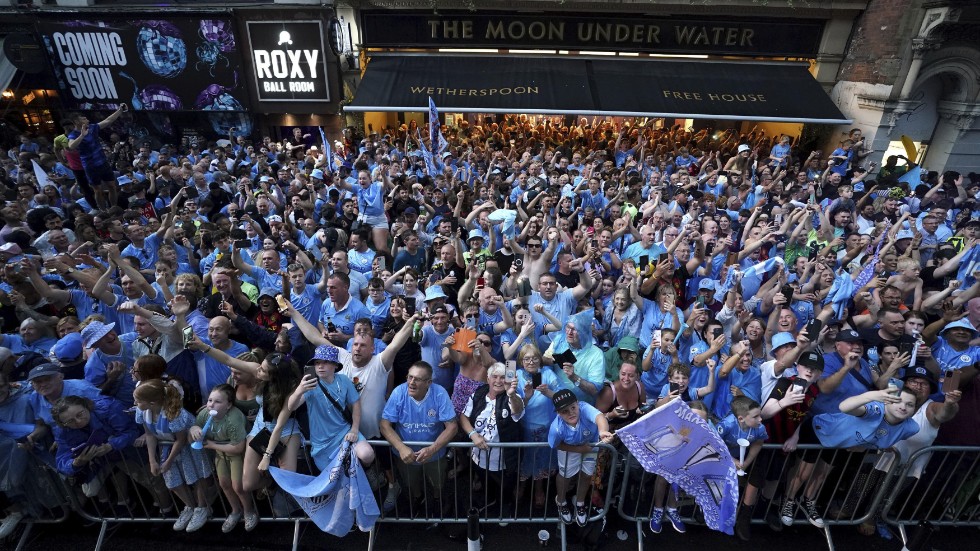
[837,0,916,85]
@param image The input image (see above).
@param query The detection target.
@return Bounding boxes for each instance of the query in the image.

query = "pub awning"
[346,54,850,124]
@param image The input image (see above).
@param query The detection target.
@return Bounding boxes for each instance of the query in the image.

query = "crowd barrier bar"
[616,443,906,551]
[57,439,618,551]
[880,446,980,546]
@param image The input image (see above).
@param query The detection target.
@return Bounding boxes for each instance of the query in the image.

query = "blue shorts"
[83,163,114,186]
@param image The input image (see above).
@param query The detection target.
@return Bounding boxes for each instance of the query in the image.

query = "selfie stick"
[736,438,750,476]
[191,409,217,450]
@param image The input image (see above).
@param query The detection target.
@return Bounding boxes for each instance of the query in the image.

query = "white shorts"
[557,450,597,478]
[359,213,389,229]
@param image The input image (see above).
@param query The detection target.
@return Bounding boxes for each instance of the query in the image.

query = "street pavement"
[12,514,973,550]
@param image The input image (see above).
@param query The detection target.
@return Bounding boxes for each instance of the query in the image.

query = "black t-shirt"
[554,270,580,290]
[857,328,916,364]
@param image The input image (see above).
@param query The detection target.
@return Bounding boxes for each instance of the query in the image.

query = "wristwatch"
[573,378,581,388]
[64,267,75,274]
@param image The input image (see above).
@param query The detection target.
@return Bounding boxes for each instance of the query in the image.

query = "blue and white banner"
[617,398,739,535]
[957,244,980,289]
[428,96,440,156]
[318,126,333,172]
[269,443,379,536]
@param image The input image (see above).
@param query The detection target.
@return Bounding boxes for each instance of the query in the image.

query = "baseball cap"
[836,329,866,343]
[53,333,85,365]
[403,207,418,215]
[431,305,449,316]
[737,144,751,153]
[27,363,62,381]
[895,229,914,241]
[267,215,283,224]
[698,279,717,291]
[902,365,937,392]
[797,350,825,371]
[310,344,341,365]
[552,388,577,412]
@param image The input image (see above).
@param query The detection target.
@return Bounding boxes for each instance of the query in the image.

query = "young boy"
[655,362,717,406]
[717,396,768,539]
[548,389,615,527]
[886,257,923,310]
[641,327,678,399]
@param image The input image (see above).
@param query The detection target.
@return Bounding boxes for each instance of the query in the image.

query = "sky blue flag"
[957,244,980,288]
[318,126,333,173]
[618,398,739,535]
[428,96,440,157]
[487,208,517,239]
[741,257,783,280]
[269,443,380,536]
[825,270,856,319]
[853,238,885,290]
[898,166,922,190]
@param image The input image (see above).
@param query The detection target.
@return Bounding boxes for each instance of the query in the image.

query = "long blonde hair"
[134,379,185,420]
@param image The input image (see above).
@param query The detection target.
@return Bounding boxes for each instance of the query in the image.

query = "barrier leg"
[291,519,300,551]
[898,524,908,547]
[635,519,644,551]
[93,520,109,551]
[821,525,835,551]
[14,521,33,551]
[367,524,378,551]
[559,520,567,551]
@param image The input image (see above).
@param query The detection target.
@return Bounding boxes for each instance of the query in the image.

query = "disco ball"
[140,85,183,111]
[137,21,187,78]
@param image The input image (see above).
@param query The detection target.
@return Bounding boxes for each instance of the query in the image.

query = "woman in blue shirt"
[515,343,564,507]
[340,168,392,255]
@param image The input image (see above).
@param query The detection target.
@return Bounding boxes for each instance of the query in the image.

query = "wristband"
[467,429,478,438]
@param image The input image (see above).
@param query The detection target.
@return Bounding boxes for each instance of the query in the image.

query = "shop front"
[349,7,861,141]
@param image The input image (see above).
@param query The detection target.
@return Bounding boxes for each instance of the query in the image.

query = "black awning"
[347,55,850,124]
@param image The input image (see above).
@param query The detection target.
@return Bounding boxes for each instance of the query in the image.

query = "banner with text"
[246,20,330,102]
[360,10,825,57]
[37,18,246,112]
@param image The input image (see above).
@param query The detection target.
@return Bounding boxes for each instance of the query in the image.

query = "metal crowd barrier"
[4,450,74,551]
[68,443,317,551]
[54,439,618,551]
[881,446,980,545]
[365,440,621,551]
[616,443,905,551]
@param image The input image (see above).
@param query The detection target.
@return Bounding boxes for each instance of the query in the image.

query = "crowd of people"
[0,110,978,543]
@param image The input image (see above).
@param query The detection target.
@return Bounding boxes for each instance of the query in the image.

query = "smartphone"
[181,325,194,348]
[305,364,318,379]
[513,257,523,269]
[505,360,517,382]
[658,253,669,264]
[275,294,290,312]
[230,229,247,240]
[696,295,706,307]
[531,371,542,388]
[791,378,808,394]
[942,369,960,394]
[591,239,599,250]
[898,342,914,356]
[639,255,650,270]
[404,300,416,316]
[377,257,386,272]
[804,319,823,341]
[887,377,904,396]
[477,277,486,289]
[669,382,681,394]
[327,321,337,333]
[652,329,662,344]
[711,327,723,339]
[234,239,251,249]
[780,284,794,304]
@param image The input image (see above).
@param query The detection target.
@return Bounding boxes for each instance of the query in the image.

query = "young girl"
[189,385,256,532]
[133,379,214,533]
[655,363,717,407]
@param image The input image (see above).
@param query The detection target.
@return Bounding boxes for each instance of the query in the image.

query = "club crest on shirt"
[427,408,436,418]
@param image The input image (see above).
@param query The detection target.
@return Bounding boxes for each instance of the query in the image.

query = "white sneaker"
[173,507,194,531]
[185,507,210,532]
[0,511,25,539]
[82,477,103,498]
[221,512,242,533]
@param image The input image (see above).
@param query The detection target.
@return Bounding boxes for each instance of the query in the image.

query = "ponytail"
[134,379,188,420]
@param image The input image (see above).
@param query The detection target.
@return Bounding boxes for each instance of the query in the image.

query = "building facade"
[0,0,977,174]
